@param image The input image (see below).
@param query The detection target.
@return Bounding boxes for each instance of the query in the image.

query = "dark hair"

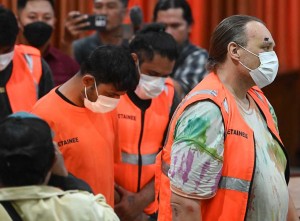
[129,23,178,64]
[207,15,264,72]
[93,0,128,8]
[0,112,55,186]
[80,45,139,91]
[17,0,55,10]
[153,0,193,25]
[0,7,19,48]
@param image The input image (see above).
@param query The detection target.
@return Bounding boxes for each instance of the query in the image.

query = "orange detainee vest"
[6,44,42,113]
[115,78,174,214]
[156,73,289,221]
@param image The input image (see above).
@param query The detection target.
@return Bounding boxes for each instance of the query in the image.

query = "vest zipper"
[137,109,145,192]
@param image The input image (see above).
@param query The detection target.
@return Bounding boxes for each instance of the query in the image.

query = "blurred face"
[140,54,175,78]
[155,8,191,46]
[93,0,126,32]
[18,0,56,29]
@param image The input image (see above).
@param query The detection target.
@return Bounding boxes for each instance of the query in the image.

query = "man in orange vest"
[32,45,139,208]
[0,6,54,121]
[156,15,299,221]
[113,23,178,221]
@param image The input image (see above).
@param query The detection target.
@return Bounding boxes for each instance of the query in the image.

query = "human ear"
[82,74,96,88]
[228,42,240,61]
[131,53,139,65]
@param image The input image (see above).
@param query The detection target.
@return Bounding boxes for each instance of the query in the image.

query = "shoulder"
[73,33,99,49]
[60,191,119,220]
[32,89,58,116]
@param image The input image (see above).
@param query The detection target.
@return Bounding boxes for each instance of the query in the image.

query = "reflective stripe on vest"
[219,176,251,193]
[122,152,157,165]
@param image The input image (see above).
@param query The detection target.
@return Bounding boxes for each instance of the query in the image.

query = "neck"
[98,26,123,45]
[216,63,253,100]
[58,74,85,107]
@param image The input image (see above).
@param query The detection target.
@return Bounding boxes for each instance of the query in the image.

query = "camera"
[75,14,107,31]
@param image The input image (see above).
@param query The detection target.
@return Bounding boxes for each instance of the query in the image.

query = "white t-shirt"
[169,96,289,220]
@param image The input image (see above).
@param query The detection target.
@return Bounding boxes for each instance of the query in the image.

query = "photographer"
[64,0,128,64]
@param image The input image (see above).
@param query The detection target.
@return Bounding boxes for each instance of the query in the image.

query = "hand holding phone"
[80,15,107,31]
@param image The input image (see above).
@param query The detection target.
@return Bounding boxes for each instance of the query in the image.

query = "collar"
[0,185,79,201]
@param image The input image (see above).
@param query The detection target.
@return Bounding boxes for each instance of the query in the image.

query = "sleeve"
[92,194,120,221]
[173,49,208,95]
[169,101,224,200]
[38,59,54,98]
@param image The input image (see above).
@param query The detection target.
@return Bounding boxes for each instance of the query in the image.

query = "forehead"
[156,8,185,23]
[141,53,175,76]
[245,21,275,46]
[21,0,54,14]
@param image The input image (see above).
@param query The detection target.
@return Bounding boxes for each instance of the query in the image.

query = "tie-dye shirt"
[169,97,288,220]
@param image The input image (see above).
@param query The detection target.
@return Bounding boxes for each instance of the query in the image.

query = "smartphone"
[81,15,107,31]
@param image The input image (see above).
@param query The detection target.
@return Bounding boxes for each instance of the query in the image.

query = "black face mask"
[23,22,53,48]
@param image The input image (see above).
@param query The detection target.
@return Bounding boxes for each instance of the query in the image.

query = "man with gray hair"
[156,15,298,221]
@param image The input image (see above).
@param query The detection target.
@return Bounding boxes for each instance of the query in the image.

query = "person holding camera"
[17,0,80,86]
[64,0,128,65]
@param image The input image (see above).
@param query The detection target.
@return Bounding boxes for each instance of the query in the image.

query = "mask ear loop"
[94,79,99,97]
[85,78,99,101]
[237,44,259,58]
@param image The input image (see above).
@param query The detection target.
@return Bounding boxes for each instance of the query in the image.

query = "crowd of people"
[0,0,298,221]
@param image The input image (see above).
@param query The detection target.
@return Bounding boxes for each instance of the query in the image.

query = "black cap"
[0,112,55,186]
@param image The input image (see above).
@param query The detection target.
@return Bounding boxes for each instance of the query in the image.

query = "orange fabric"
[32,88,120,207]
[114,78,174,214]
[156,73,286,221]
[6,44,42,113]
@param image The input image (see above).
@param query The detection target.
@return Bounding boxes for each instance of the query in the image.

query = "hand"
[114,184,145,221]
[51,143,68,177]
[64,11,90,42]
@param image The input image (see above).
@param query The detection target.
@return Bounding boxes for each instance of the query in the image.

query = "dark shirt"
[0,59,54,121]
[72,32,128,65]
[44,46,80,86]
[172,41,208,96]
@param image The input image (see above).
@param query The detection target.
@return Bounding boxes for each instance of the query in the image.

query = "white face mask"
[238,44,279,88]
[84,80,120,113]
[135,73,166,100]
[0,50,14,71]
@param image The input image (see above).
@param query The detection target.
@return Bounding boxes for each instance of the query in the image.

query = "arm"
[61,11,90,57]
[38,59,54,98]
[114,179,155,221]
[171,191,202,221]
[287,190,299,221]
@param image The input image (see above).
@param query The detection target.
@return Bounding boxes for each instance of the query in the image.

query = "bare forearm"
[171,191,202,221]
[287,191,298,221]
[136,178,155,210]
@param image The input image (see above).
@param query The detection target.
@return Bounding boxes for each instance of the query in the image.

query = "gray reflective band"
[121,152,157,165]
[185,89,218,101]
[161,160,170,176]
[219,176,250,193]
